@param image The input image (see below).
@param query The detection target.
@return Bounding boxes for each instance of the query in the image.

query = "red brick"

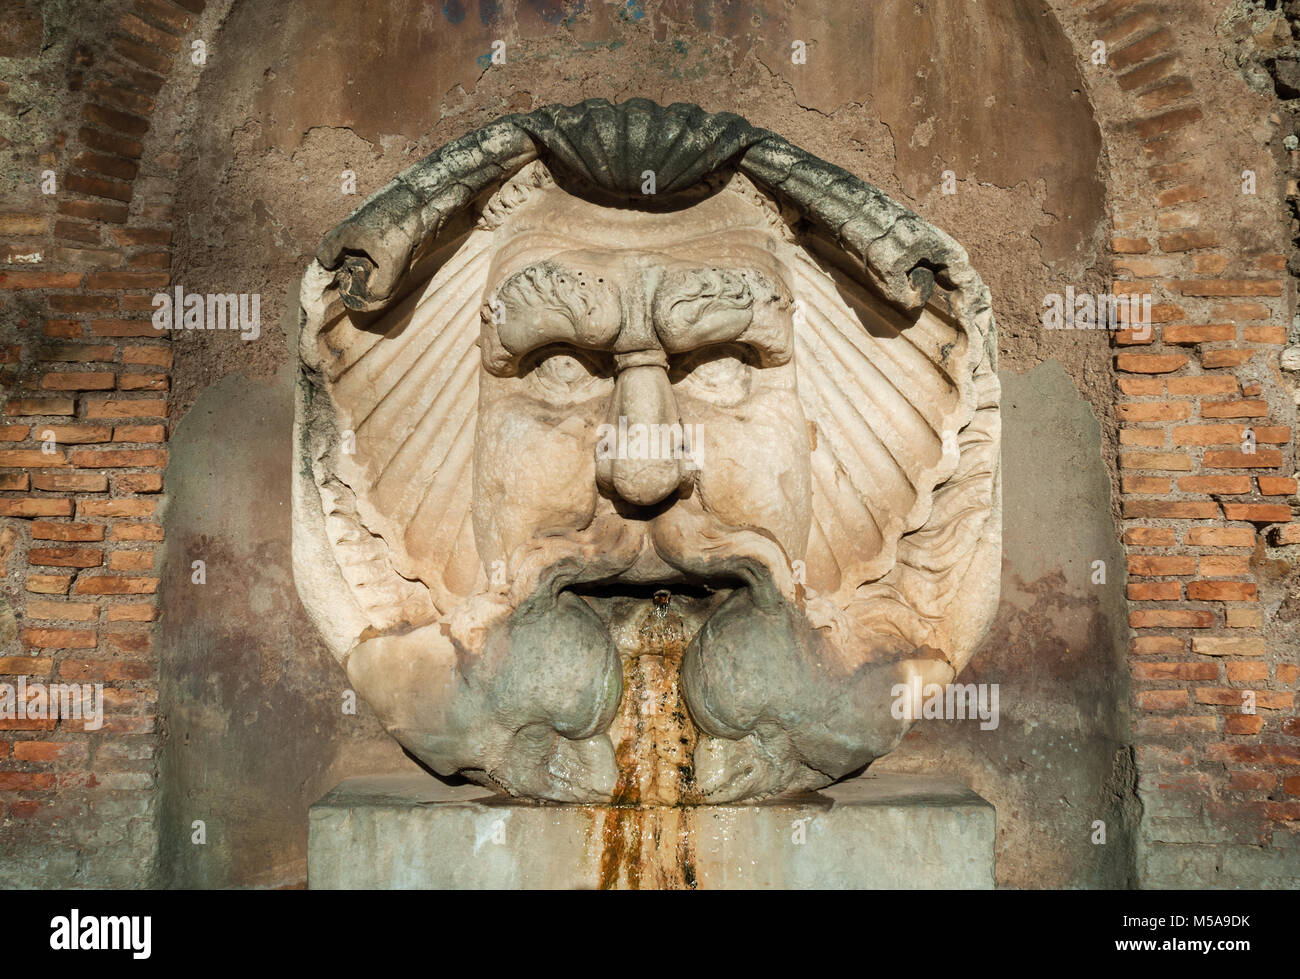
[1132,636,1185,655]
[58,195,129,224]
[1203,350,1255,369]
[1200,400,1267,418]
[82,398,167,418]
[64,174,133,204]
[1119,376,1164,396]
[42,344,115,363]
[1116,353,1188,373]
[1171,280,1283,297]
[1167,376,1237,395]
[1124,527,1175,546]
[1259,477,1297,496]
[119,12,184,51]
[40,371,115,391]
[112,36,172,75]
[0,656,54,674]
[38,425,113,444]
[1228,771,1275,789]
[1156,183,1208,207]
[1122,475,1169,494]
[90,319,160,338]
[1205,744,1300,765]
[1131,609,1215,629]
[1120,451,1192,471]
[0,773,55,791]
[1162,324,1235,344]
[71,576,158,595]
[82,102,150,136]
[118,372,167,391]
[0,213,46,237]
[107,603,155,622]
[1129,555,1195,576]
[111,523,162,542]
[26,575,73,595]
[1112,237,1150,254]
[68,448,166,468]
[1221,503,1292,522]
[1109,29,1175,71]
[12,741,84,763]
[1186,580,1258,602]
[77,499,157,518]
[1138,689,1189,710]
[114,473,162,494]
[1133,662,1218,681]
[25,600,97,621]
[31,521,104,542]
[1243,325,1287,344]
[0,500,74,518]
[1124,500,1219,519]
[84,271,168,291]
[1177,475,1250,494]
[1185,527,1254,546]
[0,270,83,289]
[109,550,154,571]
[1173,425,1244,446]
[59,659,151,682]
[20,628,96,649]
[0,450,68,467]
[1226,662,1269,684]
[112,424,164,442]
[1118,401,1190,421]
[27,547,102,568]
[1128,581,1181,601]
[1137,716,1218,736]
[1192,637,1266,657]
[1204,450,1282,469]
[1200,556,1251,576]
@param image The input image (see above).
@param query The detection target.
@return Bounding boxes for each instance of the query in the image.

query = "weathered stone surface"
[308,771,995,889]
[0,1,42,58]
[295,100,1002,806]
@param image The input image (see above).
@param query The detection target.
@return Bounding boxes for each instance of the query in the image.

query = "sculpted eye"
[526,345,610,401]
[671,344,754,407]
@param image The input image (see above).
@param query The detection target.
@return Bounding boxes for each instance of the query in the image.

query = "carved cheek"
[474,393,600,559]
[687,390,812,561]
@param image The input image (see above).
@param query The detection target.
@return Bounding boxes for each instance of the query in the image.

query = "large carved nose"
[597,358,685,507]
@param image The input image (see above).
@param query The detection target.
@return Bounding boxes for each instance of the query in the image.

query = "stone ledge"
[308,771,995,889]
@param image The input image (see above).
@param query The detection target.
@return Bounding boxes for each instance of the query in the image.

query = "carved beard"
[441,495,951,804]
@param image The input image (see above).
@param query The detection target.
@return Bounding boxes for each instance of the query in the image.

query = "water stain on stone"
[597,588,701,889]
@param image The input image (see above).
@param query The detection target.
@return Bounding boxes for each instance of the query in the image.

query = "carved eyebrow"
[652,267,793,366]
[480,260,622,374]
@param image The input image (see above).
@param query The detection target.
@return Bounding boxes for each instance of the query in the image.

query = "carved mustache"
[499,494,801,612]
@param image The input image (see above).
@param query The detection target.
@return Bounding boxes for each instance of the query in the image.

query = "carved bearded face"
[474,184,811,589]
[298,143,1000,806]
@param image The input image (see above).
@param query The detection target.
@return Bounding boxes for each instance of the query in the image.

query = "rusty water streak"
[598,589,700,890]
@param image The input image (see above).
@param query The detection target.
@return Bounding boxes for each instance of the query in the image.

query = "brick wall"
[0,0,202,887]
[1059,0,1300,885]
[0,0,1296,888]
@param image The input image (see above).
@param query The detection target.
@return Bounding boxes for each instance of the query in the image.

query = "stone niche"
[294,99,1001,886]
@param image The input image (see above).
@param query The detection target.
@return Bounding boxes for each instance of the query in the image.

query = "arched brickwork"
[0,0,206,887]
[0,0,1295,888]
[1051,0,1299,885]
